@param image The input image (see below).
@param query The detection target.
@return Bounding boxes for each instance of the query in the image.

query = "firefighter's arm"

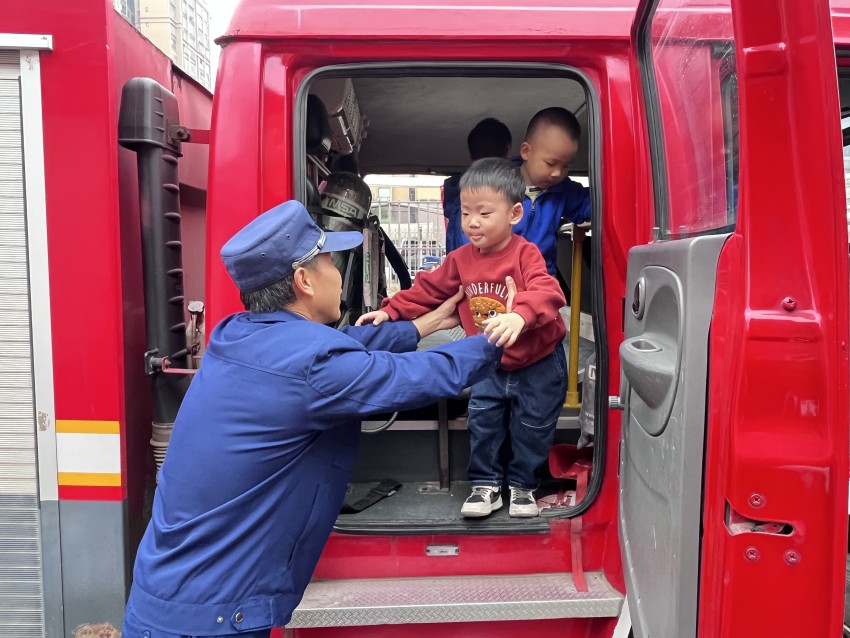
[344,287,464,349]
[340,320,419,353]
[306,334,501,423]
[354,309,391,327]
[379,257,462,322]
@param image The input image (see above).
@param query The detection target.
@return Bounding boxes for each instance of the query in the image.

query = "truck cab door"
[619,1,848,637]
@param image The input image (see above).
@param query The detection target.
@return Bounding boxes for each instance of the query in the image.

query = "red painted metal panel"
[282,617,618,637]
[58,485,124,502]
[232,47,639,598]
[206,41,265,329]
[224,1,639,42]
[697,0,849,636]
[208,39,636,324]
[110,11,213,543]
[4,0,125,424]
[6,0,212,547]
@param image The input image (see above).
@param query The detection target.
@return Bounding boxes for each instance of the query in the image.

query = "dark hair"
[525,107,581,143]
[467,118,513,161]
[240,258,318,312]
[459,157,525,205]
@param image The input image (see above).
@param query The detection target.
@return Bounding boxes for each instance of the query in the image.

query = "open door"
[619,1,849,637]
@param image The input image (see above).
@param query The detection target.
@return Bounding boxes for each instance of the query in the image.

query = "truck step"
[288,571,624,628]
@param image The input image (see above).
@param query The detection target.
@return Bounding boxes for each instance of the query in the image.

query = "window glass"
[842,115,850,240]
[642,0,739,237]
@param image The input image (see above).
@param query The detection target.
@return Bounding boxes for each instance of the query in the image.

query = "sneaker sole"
[461,495,503,518]
[509,504,539,518]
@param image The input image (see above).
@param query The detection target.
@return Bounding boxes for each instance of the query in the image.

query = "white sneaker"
[509,486,538,517]
[461,486,503,517]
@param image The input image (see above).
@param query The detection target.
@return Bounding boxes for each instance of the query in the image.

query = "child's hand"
[355,310,390,326]
[482,312,525,347]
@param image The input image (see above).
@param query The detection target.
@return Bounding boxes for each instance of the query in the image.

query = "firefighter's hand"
[504,276,517,313]
[411,286,464,338]
[356,309,390,326]
[482,311,525,348]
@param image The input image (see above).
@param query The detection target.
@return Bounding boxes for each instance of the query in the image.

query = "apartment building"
[114,0,212,90]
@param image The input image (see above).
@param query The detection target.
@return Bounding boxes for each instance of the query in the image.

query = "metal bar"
[437,399,450,489]
[185,127,210,144]
[569,463,591,592]
[565,225,586,408]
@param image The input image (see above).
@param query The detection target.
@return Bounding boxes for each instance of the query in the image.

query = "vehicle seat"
[305,94,331,218]
[306,94,332,156]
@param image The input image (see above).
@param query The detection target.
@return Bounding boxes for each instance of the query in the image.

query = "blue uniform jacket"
[443,174,591,274]
[126,311,500,635]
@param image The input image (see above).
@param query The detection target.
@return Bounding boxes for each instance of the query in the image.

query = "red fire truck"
[2,0,850,637]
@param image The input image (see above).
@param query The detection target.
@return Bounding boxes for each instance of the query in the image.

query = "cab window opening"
[291,64,607,533]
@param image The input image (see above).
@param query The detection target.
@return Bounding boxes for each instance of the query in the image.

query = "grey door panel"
[618,234,728,638]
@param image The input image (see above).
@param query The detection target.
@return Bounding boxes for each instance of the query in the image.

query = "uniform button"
[216,616,224,624]
[142,633,150,638]
[234,611,244,623]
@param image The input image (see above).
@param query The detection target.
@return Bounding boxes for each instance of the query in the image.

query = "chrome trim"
[292,229,326,269]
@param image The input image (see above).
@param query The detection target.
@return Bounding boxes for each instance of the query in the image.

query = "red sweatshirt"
[382,235,566,370]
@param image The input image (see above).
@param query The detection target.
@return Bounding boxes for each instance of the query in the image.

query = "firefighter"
[121,200,503,638]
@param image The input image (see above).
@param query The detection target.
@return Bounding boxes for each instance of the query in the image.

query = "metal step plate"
[288,571,623,628]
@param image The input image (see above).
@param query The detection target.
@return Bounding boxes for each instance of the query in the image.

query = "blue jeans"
[466,345,568,490]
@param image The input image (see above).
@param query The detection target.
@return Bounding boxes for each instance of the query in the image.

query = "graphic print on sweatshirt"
[466,281,509,330]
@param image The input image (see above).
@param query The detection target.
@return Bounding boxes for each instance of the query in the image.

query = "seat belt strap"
[340,479,402,514]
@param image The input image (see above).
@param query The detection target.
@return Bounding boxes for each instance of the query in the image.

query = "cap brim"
[320,230,363,253]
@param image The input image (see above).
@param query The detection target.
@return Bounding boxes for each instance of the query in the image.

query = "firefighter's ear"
[292,266,315,299]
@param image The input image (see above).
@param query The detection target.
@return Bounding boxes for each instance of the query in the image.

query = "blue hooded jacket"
[443,174,591,274]
[514,178,591,275]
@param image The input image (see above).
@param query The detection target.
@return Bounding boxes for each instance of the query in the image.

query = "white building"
[113,0,213,91]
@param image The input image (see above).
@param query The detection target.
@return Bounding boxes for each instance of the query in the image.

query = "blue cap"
[422,255,441,267]
[221,200,363,292]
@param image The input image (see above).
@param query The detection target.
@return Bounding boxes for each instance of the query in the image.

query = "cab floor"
[334,480,575,535]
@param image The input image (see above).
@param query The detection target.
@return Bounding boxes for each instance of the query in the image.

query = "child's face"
[520,124,579,191]
[461,187,523,254]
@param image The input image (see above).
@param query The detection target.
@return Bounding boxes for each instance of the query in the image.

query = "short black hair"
[467,118,513,161]
[459,157,525,205]
[525,107,581,143]
[239,257,318,312]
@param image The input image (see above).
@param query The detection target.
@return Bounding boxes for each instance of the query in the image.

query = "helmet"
[321,172,372,221]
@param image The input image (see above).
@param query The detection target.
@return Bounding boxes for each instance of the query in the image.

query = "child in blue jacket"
[515,107,591,276]
[444,109,591,275]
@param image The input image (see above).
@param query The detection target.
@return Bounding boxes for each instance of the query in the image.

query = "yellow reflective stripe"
[56,420,120,434]
[57,472,122,487]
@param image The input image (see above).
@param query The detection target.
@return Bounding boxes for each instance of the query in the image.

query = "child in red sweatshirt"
[357,158,567,518]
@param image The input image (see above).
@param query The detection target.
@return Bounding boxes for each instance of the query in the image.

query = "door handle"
[609,396,625,410]
[619,335,677,410]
